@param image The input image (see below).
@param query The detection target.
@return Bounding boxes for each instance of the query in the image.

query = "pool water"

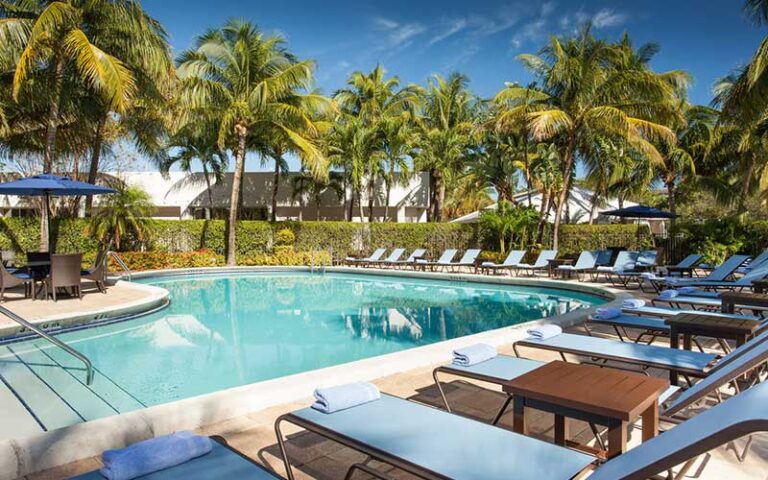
[2,272,605,427]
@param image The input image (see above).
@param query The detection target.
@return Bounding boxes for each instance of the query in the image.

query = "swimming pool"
[1,271,606,432]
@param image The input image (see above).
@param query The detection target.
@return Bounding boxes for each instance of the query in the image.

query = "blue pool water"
[2,272,605,428]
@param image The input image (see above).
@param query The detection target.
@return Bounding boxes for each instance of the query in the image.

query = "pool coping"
[0,266,629,478]
[0,281,170,340]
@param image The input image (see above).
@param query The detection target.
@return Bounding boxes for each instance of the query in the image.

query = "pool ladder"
[309,249,326,275]
[107,251,132,281]
[0,305,94,385]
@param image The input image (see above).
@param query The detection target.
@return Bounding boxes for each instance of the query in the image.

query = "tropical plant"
[176,19,327,265]
[290,171,344,220]
[86,185,153,250]
[513,26,683,248]
[415,73,477,221]
[479,201,540,253]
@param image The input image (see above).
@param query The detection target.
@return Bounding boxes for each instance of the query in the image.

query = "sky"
[136,0,766,171]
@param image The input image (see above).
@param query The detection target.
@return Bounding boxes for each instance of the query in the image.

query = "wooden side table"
[720,291,768,316]
[547,259,573,278]
[751,279,768,294]
[666,312,761,384]
[503,361,669,459]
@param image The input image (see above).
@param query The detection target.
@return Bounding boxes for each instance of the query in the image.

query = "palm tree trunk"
[85,114,107,216]
[270,157,280,222]
[348,183,355,221]
[588,191,599,225]
[227,124,248,266]
[357,185,364,221]
[203,164,213,220]
[666,181,677,232]
[433,169,445,222]
[427,168,437,222]
[739,154,757,213]
[523,134,532,206]
[552,136,576,249]
[367,175,375,222]
[39,58,65,252]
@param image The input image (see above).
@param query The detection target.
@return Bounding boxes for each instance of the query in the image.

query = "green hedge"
[0,218,653,261]
[556,224,654,257]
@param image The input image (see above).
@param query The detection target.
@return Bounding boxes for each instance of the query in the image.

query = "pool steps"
[0,342,144,439]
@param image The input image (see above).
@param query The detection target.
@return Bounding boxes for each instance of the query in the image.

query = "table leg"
[736,334,747,348]
[683,333,692,351]
[512,396,527,435]
[669,326,680,386]
[606,419,628,459]
[554,414,569,446]
[641,404,659,442]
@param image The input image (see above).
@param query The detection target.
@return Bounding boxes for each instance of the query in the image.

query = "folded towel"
[100,432,212,480]
[592,307,622,320]
[481,261,495,267]
[678,286,700,295]
[345,257,355,261]
[452,343,497,366]
[312,382,380,414]
[526,324,563,340]
[640,272,658,280]
[623,299,646,309]
[658,289,679,300]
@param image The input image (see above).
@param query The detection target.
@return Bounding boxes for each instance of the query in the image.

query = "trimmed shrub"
[556,224,653,257]
[275,228,295,246]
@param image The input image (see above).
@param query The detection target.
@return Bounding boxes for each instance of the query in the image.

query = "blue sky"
[140,0,765,171]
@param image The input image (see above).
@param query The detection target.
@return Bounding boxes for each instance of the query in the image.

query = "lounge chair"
[593,250,638,282]
[607,250,659,288]
[414,249,457,271]
[435,248,481,272]
[555,250,599,281]
[389,248,427,269]
[0,262,31,301]
[513,328,768,386]
[515,250,557,276]
[276,393,596,480]
[655,254,750,288]
[81,249,108,293]
[663,263,768,292]
[659,253,704,278]
[368,248,405,268]
[72,436,282,479]
[276,382,768,480]
[478,249,526,275]
[737,248,768,274]
[345,248,386,266]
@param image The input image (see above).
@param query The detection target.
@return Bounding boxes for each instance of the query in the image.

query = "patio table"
[503,361,668,459]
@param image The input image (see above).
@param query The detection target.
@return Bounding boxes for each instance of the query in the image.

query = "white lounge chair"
[515,250,557,276]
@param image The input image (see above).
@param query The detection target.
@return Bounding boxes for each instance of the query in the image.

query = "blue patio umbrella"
[0,174,116,251]
[600,204,677,219]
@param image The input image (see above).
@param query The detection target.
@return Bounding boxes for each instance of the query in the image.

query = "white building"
[0,171,431,223]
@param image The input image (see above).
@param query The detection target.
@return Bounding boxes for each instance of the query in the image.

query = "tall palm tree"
[515,26,680,248]
[162,121,227,219]
[415,73,477,221]
[379,114,416,221]
[3,0,172,250]
[176,19,326,265]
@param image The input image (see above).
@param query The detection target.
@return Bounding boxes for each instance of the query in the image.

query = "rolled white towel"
[592,307,622,319]
[452,343,497,366]
[526,324,563,340]
[312,382,380,414]
[678,286,700,295]
[640,272,658,280]
[658,289,679,300]
[481,261,495,267]
[623,299,646,309]
[345,256,355,261]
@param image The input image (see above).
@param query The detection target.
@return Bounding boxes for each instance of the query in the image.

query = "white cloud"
[371,16,427,48]
[372,16,399,30]
[428,18,468,46]
[511,18,546,50]
[592,8,627,28]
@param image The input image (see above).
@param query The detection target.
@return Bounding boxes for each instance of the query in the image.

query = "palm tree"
[415,73,477,221]
[515,26,680,248]
[86,184,153,251]
[2,0,172,249]
[290,171,344,219]
[162,121,227,219]
[176,20,326,265]
[467,128,520,203]
[379,114,416,221]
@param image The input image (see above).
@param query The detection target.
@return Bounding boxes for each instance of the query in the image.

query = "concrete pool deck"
[0,280,169,338]
[24,323,768,480]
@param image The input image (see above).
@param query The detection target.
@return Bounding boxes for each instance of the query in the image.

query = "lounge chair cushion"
[444,355,543,381]
[70,440,280,479]
[590,314,670,332]
[291,394,594,480]
[519,334,718,373]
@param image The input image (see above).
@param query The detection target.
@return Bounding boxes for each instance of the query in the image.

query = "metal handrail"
[0,305,94,385]
[107,251,132,281]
